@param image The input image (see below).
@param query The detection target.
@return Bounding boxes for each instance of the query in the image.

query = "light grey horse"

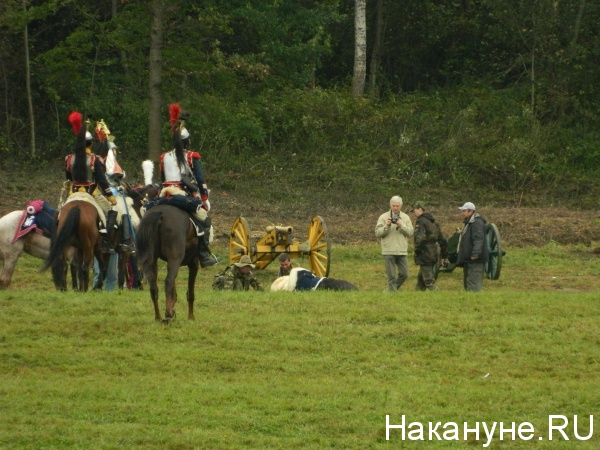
[0,210,51,288]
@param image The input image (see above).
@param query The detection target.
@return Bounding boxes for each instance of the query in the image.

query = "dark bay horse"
[136,204,200,322]
[43,198,103,292]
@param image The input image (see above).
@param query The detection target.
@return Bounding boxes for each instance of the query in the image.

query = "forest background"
[1,0,599,211]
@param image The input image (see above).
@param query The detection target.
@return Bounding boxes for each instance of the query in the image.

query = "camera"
[391,218,397,224]
[391,214,399,224]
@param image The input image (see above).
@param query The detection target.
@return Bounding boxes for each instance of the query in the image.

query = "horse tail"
[42,206,80,278]
[136,209,162,272]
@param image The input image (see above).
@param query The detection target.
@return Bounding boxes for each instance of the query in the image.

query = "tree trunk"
[23,0,35,156]
[112,0,129,75]
[369,0,384,96]
[352,0,367,98]
[147,0,164,161]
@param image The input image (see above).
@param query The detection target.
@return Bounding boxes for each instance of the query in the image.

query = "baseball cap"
[458,202,476,211]
[410,201,426,212]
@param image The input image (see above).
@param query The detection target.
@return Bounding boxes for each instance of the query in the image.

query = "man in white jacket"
[375,196,414,291]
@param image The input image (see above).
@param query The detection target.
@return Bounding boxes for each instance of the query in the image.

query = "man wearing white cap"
[456,202,488,291]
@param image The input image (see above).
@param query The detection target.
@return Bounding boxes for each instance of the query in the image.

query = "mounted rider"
[94,119,135,253]
[159,103,217,268]
[65,111,116,253]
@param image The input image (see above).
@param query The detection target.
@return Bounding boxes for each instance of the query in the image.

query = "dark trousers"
[463,263,484,291]
[416,265,440,291]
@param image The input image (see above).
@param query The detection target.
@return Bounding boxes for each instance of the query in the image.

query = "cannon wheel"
[307,216,331,277]
[229,217,251,264]
[485,223,502,280]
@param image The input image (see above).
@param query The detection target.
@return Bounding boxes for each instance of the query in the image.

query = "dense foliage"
[1,0,598,205]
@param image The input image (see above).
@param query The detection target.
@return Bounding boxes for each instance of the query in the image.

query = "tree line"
[1,0,598,202]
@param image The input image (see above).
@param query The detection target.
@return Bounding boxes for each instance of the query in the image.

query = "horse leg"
[117,250,131,290]
[70,260,79,291]
[93,255,107,291]
[57,259,68,291]
[0,243,24,289]
[186,262,199,320]
[164,260,181,322]
[146,261,161,321]
[117,251,126,289]
[81,247,95,293]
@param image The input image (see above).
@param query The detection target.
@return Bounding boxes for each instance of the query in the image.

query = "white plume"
[142,160,154,186]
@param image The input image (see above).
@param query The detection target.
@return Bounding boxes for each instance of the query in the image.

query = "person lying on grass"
[271,267,358,292]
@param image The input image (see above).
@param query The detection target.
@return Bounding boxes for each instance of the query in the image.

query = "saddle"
[61,192,107,226]
[144,190,208,236]
[12,200,56,243]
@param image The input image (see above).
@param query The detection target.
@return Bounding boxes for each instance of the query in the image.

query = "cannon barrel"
[265,225,293,234]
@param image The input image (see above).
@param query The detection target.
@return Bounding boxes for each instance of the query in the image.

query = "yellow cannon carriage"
[229,216,331,277]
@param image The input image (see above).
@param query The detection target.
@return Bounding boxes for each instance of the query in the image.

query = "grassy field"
[1,245,599,449]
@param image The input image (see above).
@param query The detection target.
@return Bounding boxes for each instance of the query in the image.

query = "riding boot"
[198,233,217,268]
[101,209,118,254]
[119,214,136,253]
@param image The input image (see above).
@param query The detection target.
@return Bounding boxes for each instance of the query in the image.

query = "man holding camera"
[375,196,414,291]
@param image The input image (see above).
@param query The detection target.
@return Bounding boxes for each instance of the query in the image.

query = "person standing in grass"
[456,202,488,292]
[410,201,448,291]
[375,195,414,291]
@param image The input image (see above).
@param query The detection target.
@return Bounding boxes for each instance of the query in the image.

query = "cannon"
[229,216,331,277]
[438,223,505,280]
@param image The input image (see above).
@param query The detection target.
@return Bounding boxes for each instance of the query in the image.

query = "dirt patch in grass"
[2,166,600,250]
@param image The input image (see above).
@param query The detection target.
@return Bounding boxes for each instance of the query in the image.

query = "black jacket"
[456,212,488,266]
[414,212,448,265]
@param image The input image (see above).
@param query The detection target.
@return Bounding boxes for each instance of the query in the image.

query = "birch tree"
[352,0,366,97]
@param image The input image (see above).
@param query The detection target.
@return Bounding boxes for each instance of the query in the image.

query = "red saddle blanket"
[12,200,55,243]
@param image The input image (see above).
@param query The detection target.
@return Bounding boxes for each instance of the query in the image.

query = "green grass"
[1,245,599,449]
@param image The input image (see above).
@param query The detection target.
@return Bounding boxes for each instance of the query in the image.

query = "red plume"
[95,127,106,142]
[169,103,181,131]
[68,111,83,135]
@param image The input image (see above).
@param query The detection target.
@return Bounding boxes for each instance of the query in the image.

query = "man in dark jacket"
[456,202,488,291]
[411,201,448,291]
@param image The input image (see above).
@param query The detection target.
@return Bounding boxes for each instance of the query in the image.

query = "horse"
[0,210,51,288]
[136,204,201,322]
[270,267,359,292]
[42,196,104,292]
[114,182,161,290]
[91,181,150,291]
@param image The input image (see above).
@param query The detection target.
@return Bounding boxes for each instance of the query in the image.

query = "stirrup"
[119,242,136,254]
[101,238,115,255]
[199,253,218,268]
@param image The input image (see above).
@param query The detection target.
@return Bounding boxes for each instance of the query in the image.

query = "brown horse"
[43,198,104,292]
[136,204,200,322]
